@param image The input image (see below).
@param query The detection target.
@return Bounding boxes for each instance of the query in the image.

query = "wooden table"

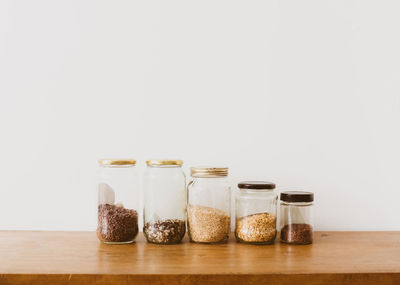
[0,231,399,284]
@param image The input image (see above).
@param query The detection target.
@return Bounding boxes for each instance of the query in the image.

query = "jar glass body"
[280,201,314,244]
[97,165,139,244]
[187,176,231,244]
[235,189,277,244]
[143,165,186,244]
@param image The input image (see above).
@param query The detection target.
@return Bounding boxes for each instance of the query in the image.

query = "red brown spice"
[280,223,313,244]
[97,204,138,243]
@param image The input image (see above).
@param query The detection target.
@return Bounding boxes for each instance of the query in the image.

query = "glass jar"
[280,191,314,245]
[96,159,139,244]
[187,167,230,244]
[235,181,277,244]
[143,160,186,244]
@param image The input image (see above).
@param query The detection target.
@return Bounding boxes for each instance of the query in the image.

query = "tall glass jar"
[143,160,186,244]
[280,191,314,245]
[96,159,139,244]
[187,167,230,244]
[235,181,277,244]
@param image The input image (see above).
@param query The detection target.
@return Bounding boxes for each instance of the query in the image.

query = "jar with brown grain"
[187,167,231,244]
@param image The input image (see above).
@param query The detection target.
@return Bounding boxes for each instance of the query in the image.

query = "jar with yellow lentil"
[187,167,231,244]
[235,181,277,244]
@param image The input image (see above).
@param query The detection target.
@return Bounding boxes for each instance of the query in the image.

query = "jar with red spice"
[96,159,139,244]
[280,191,314,245]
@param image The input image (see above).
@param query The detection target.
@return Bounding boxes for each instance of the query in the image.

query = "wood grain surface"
[0,231,399,284]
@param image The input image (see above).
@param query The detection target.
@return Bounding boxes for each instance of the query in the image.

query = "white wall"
[0,0,399,231]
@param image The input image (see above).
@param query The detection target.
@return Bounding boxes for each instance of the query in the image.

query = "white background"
[0,0,399,231]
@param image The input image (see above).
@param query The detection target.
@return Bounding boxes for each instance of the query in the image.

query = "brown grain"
[188,205,230,243]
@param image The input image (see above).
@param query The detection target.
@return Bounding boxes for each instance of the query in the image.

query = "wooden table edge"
[1,272,400,285]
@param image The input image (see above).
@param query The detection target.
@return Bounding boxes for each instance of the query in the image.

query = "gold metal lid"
[190,166,228,177]
[98,159,136,166]
[146,159,183,166]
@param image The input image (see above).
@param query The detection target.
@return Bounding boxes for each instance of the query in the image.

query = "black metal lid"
[238,181,276,190]
[280,191,314,203]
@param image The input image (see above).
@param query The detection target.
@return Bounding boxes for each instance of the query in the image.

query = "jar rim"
[98,159,136,166]
[146,159,183,166]
[238,181,275,190]
[190,166,228,177]
[147,164,182,168]
[280,201,313,206]
[280,191,314,203]
[239,188,275,193]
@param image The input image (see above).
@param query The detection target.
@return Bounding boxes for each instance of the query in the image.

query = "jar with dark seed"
[280,191,314,245]
[143,160,186,244]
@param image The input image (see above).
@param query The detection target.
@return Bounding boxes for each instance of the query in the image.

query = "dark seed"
[144,219,186,244]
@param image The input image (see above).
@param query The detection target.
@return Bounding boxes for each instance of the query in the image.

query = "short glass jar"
[280,191,314,245]
[96,159,139,244]
[187,167,230,244]
[143,160,186,244]
[235,181,278,244]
